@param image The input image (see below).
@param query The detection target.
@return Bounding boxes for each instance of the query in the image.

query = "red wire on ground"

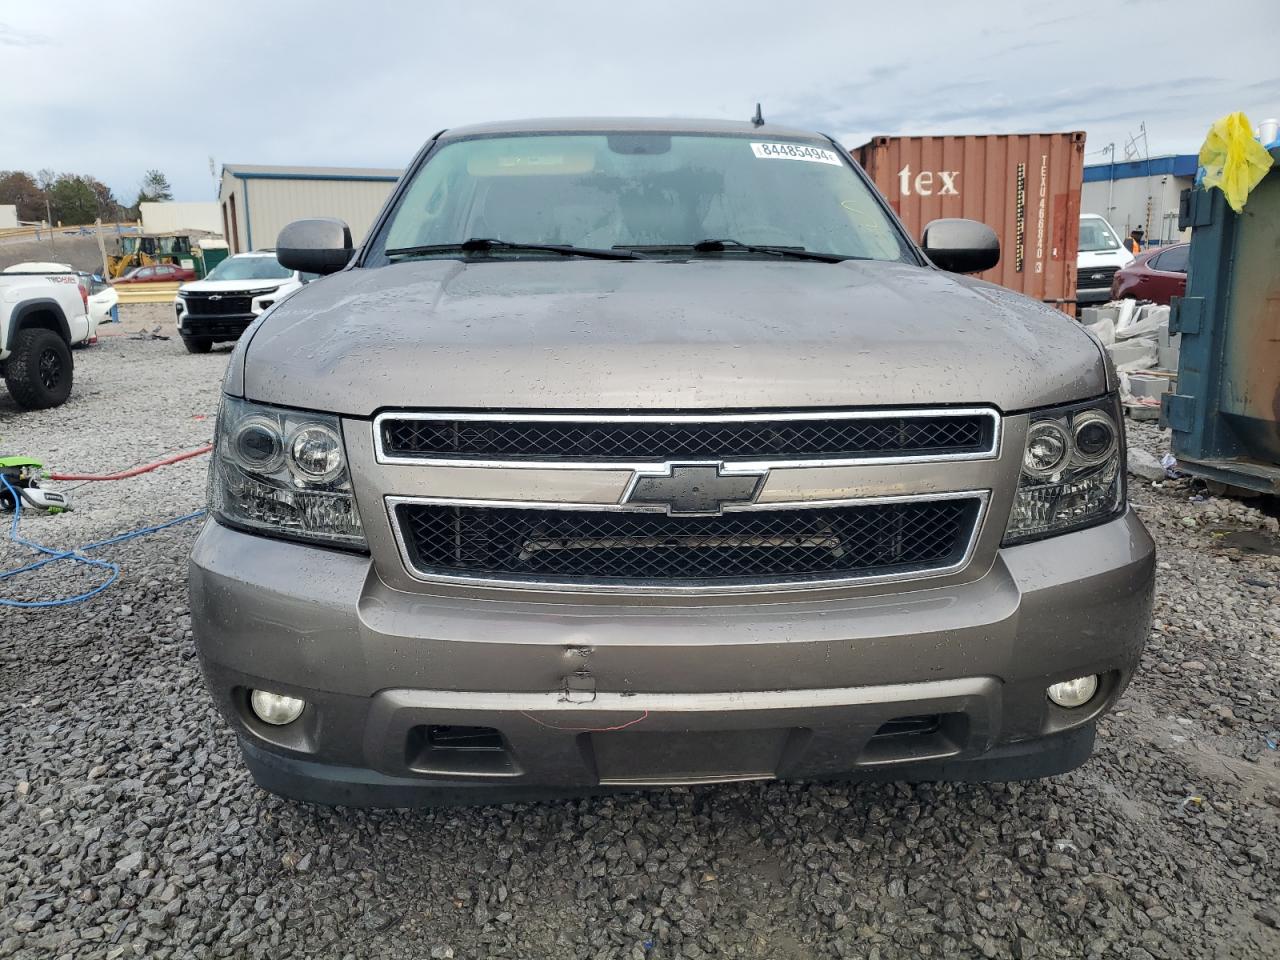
[48,444,213,481]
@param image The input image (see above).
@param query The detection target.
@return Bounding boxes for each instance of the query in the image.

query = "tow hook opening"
[407,724,520,777]
[860,713,967,765]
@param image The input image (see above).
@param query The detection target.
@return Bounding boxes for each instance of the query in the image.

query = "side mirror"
[277,218,353,276]
[921,218,1000,274]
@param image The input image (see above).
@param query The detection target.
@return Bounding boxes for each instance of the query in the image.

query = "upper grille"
[182,292,255,317]
[1078,265,1120,287]
[378,412,995,463]
[394,497,981,588]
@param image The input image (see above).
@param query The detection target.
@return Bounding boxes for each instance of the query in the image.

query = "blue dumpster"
[1161,145,1280,494]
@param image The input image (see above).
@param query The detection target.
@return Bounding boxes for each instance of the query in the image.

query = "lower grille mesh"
[183,293,254,316]
[396,498,980,586]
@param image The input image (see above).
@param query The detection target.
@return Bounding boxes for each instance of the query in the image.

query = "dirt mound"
[0,233,113,274]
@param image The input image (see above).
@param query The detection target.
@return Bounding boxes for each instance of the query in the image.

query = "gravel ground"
[1,309,1278,959]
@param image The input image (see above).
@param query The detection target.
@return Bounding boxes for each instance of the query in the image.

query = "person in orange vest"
[1125,227,1144,255]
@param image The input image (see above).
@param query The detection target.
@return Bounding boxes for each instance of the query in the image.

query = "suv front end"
[189,120,1154,807]
[175,285,283,341]
[174,252,307,352]
[192,391,1151,806]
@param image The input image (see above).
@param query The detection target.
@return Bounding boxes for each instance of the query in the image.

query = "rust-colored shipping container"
[853,133,1086,310]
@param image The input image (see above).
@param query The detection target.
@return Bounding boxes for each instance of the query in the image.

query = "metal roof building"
[1081,154,1198,246]
[217,164,402,254]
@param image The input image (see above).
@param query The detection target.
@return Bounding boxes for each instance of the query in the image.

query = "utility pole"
[94,218,110,277]
[44,194,54,253]
[1140,122,1152,241]
[1102,143,1116,219]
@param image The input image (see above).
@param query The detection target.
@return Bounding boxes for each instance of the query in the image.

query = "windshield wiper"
[692,239,853,263]
[385,238,646,261]
[625,239,852,263]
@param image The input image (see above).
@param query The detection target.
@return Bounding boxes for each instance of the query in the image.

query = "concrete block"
[1115,299,1139,332]
[1082,305,1120,326]
[1087,318,1116,346]
[1128,373,1170,400]
[1116,306,1169,342]
[1158,345,1180,371]
[1108,336,1158,370]
[1128,448,1166,480]
[1145,304,1170,327]
[1124,402,1162,421]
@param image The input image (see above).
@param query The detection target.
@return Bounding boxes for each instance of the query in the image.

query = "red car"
[1110,243,1188,304]
[112,263,196,284]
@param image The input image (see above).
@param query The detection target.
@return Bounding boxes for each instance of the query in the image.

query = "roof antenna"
[751,103,764,127]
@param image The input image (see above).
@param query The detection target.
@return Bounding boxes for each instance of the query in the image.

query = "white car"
[1076,214,1134,306]
[81,273,118,329]
[173,251,316,354]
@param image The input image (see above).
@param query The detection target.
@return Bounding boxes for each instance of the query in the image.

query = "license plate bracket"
[590,728,793,785]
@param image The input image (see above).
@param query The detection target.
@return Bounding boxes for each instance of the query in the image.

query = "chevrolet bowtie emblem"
[624,463,765,516]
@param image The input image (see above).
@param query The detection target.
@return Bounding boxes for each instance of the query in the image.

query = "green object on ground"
[0,456,43,471]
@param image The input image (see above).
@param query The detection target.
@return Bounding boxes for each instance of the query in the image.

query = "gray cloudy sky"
[2,1,1277,202]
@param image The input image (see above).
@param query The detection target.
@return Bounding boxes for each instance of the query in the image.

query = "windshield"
[371,133,912,263]
[205,256,293,282]
[1078,217,1121,252]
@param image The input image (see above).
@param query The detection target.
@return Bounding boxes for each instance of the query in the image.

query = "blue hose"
[0,475,205,609]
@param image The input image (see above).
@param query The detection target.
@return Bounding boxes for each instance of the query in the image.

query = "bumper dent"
[190,509,1154,803]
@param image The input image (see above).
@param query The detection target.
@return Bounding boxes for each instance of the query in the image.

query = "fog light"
[249,689,306,725]
[1046,675,1099,709]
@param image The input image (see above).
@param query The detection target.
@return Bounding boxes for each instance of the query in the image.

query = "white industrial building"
[218,164,402,254]
[139,201,223,236]
[1081,154,1197,246]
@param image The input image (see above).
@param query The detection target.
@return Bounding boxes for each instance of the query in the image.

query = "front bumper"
[1074,286,1114,306]
[177,311,256,341]
[189,510,1155,806]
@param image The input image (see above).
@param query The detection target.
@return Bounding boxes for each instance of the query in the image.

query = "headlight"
[1003,396,1124,545]
[209,396,366,549]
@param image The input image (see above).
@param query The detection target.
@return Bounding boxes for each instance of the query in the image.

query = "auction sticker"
[751,142,842,165]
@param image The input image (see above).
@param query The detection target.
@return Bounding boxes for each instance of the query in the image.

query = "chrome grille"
[1079,265,1119,287]
[377,411,996,463]
[394,497,982,588]
[182,292,254,317]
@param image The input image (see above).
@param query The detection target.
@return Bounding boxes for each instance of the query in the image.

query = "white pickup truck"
[0,262,94,409]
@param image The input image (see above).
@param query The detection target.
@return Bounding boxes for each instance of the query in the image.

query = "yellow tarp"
[1198,112,1274,214]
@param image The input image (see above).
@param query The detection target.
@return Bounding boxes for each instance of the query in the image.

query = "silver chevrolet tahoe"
[189,118,1155,807]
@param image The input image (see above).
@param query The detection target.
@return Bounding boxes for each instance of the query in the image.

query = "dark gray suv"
[189,118,1155,806]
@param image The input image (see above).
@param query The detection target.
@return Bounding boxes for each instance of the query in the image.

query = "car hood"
[1077,249,1134,268]
[180,278,291,293]
[236,259,1106,416]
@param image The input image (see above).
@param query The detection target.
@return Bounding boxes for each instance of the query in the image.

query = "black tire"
[4,328,73,410]
[182,336,213,354]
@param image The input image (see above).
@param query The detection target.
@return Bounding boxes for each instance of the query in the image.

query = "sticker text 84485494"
[750,142,842,166]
